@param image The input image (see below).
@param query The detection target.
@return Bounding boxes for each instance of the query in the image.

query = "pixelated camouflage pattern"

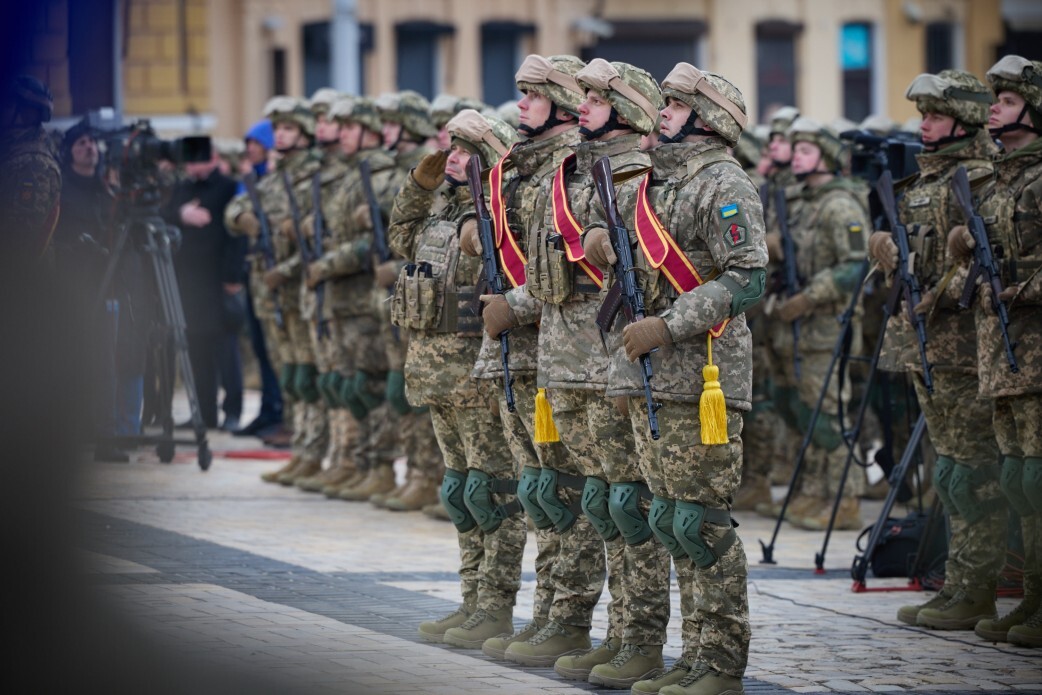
[474,127,582,378]
[787,117,845,173]
[908,70,992,128]
[516,55,587,115]
[662,69,747,147]
[973,137,1042,398]
[995,394,1042,459]
[537,134,649,390]
[590,138,767,407]
[301,148,349,323]
[575,60,663,136]
[0,125,60,252]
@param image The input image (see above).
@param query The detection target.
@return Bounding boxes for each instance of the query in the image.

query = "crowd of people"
[2,47,1039,695]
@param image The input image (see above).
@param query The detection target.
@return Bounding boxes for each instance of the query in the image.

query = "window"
[481,22,533,107]
[756,21,800,122]
[69,0,115,112]
[925,22,955,73]
[582,21,704,84]
[841,22,873,122]
[272,48,287,96]
[396,21,453,99]
[303,22,331,97]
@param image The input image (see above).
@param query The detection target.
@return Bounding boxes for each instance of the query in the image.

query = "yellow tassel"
[699,334,728,445]
[534,388,560,443]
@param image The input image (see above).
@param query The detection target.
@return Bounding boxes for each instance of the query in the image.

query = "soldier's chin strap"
[579,107,630,141]
[658,108,715,144]
[922,120,974,152]
[989,103,1042,138]
[445,175,465,187]
[518,102,571,138]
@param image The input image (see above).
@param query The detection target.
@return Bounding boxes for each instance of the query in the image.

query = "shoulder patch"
[848,222,863,234]
[720,203,739,219]
[725,222,747,247]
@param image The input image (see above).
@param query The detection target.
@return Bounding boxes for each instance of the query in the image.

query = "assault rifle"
[243,171,283,329]
[592,156,660,440]
[359,159,390,263]
[465,155,516,412]
[775,186,802,379]
[951,166,1019,373]
[310,171,330,340]
[876,170,934,393]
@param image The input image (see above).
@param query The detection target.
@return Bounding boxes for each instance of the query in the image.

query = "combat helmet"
[429,94,488,130]
[6,75,53,124]
[986,55,1042,135]
[329,95,382,133]
[496,100,521,129]
[788,117,844,173]
[734,129,764,170]
[263,95,315,138]
[447,109,519,168]
[575,58,663,136]
[377,90,436,139]
[905,69,992,130]
[515,55,586,138]
[309,88,341,117]
[660,63,748,146]
[768,106,800,138]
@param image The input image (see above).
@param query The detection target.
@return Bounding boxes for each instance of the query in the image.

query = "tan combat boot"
[339,464,396,502]
[278,457,322,486]
[1007,607,1042,647]
[323,467,365,497]
[897,588,954,625]
[589,642,664,688]
[632,656,694,694]
[794,497,863,531]
[297,463,346,492]
[418,605,472,643]
[386,475,439,511]
[976,596,1041,642]
[483,618,545,660]
[918,587,997,630]
[260,455,298,484]
[504,620,591,667]
[732,476,771,512]
[554,636,619,680]
[659,664,744,695]
[443,607,514,649]
[422,501,451,521]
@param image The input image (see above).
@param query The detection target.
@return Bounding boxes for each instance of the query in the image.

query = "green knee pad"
[517,466,552,529]
[352,371,385,411]
[326,372,347,407]
[316,373,336,408]
[440,469,475,533]
[1024,457,1042,514]
[385,370,411,415]
[799,406,843,452]
[581,477,619,542]
[948,462,1001,524]
[294,364,320,404]
[933,456,958,514]
[673,500,738,569]
[648,496,685,559]
[279,363,299,402]
[1000,456,1035,516]
[339,372,369,421]
[536,468,582,533]
[463,469,521,533]
[609,481,654,546]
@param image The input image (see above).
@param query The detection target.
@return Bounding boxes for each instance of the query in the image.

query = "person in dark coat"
[164,150,242,429]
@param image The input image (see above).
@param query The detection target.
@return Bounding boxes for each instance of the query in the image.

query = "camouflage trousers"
[548,388,670,644]
[430,393,525,613]
[631,400,750,678]
[775,349,864,500]
[399,409,444,482]
[332,314,397,471]
[994,393,1042,599]
[744,336,781,482]
[496,374,563,622]
[312,320,355,471]
[914,370,1005,593]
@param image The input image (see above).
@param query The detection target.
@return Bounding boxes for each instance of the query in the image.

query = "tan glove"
[582,227,616,269]
[868,231,899,272]
[301,215,315,239]
[946,224,975,262]
[999,285,1018,303]
[613,395,630,418]
[459,218,481,257]
[263,268,286,290]
[353,203,372,231]
[765,231,784,263]
[480,294,518,338]
[912,289,935,316]
[306,261,325,289]
[775,292,812,322]
[278,217,295,238]
[622,316,672,363]
[237,211,260,238]
[413,150,448,191]
[374,260,399,289]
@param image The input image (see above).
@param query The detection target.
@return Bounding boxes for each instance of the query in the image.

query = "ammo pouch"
[526,233,573,304]
[391,262,441,330]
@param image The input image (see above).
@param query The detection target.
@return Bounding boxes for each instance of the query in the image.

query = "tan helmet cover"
[905,70,992,127]
[329,95,382,133]
[447,108,519,167]
[788,116,844,171]
[768,105,800,137]
[987,55,1042,121]
[263,95,315,137]
[576,58,663,135]
[661,63,748,145]
[515,54,587,114]
[309,88,341,115]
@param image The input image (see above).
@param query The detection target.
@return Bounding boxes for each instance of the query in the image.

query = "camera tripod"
[96,202,211,471]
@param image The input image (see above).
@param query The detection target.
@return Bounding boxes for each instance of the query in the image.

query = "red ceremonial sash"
[633,173,728,338]
[489,145,527,288]
[550,154,603,288]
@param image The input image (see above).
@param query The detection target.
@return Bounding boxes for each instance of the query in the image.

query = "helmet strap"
[518,102,571,138]
[579,107,630,141]
[658,108,714,144]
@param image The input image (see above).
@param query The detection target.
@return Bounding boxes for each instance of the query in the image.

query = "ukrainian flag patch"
[720,203,739,219]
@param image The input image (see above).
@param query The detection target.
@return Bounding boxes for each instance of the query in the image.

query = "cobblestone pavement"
[72,394,1042,694]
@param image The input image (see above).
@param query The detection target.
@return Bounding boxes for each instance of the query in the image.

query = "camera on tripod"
[840,129,923,185]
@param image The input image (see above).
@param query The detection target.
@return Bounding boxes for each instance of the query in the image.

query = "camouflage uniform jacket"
[389,176,484,406]
[884,129,996,373]
[472,127,581,379]
[769,177,869,354]
[301,147,349,323]
[537,133,649,390]
[224,148,320,318]
[974,136,1042,397]
[312,147,398,317]
[593,137,768,407]
[0,126,61,255]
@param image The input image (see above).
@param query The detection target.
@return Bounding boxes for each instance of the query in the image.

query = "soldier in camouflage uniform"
[429,93,488,151]
[460,54,607,668]
[305,96,400,502]
[504,58,671,687]
[225,97,327,486]
[583,63,767,695]
[765,118,870,531]
[950,56,1042,648]
[0,75,60,259]
[867,70,1004,631]
[292,90,364,496]
[370,91,444,511]
[390,109,525,646]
